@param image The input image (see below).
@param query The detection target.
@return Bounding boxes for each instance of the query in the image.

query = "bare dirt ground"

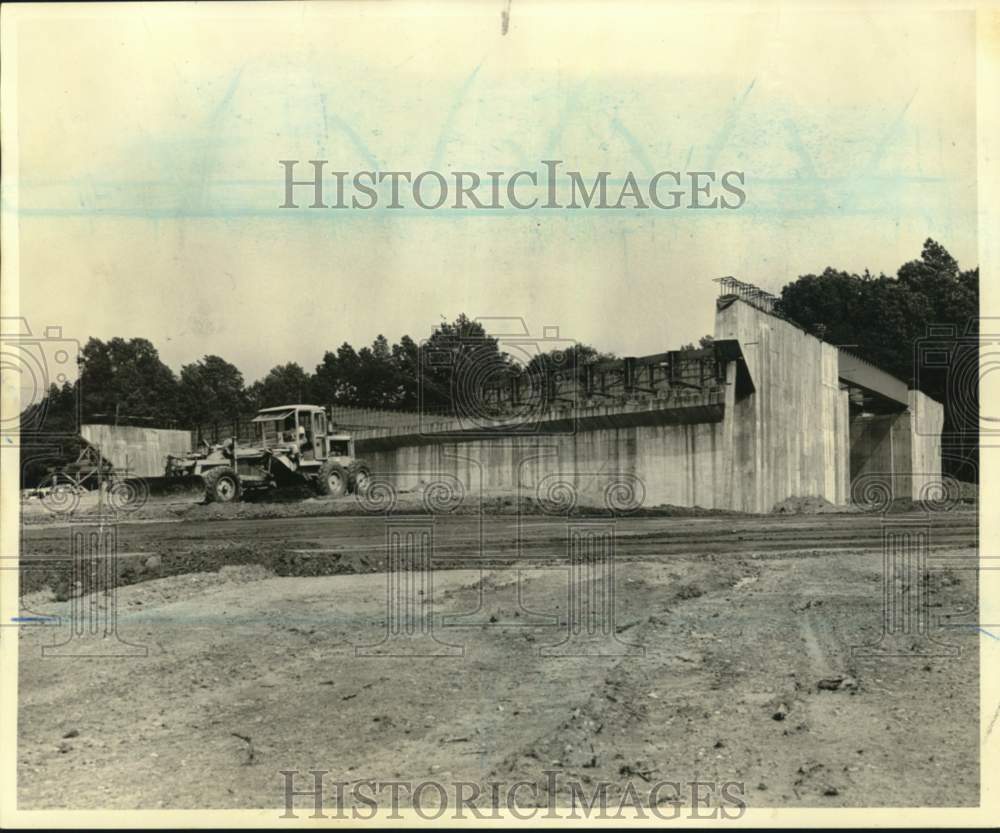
[16,501,980,812]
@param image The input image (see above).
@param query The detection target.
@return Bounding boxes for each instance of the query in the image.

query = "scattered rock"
[772,703,789,721]
[675,651,702,664]
[675,584,704,600]
[772,496,844,515]
[62,728,79,739]
[231,732,254,765]
[817,675,859,692]
[57,741,72,754]
[619,761,655,782]
[144,555,162,570]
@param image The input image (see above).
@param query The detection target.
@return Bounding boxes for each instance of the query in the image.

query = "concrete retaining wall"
[360,417,731,509]
[80,424,194,477]
[352,298,940,514]
[714,299,851,513]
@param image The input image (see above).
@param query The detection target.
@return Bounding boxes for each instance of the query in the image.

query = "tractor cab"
[327,432,355,460]
[168,403,369,503]
[252,405,329,460]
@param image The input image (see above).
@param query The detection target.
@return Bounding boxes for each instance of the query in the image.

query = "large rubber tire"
[203,466,241,503]
[350,464,371,495]
[316,460,348,497]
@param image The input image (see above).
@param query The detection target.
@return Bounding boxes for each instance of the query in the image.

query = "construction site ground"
[16,494,980,811]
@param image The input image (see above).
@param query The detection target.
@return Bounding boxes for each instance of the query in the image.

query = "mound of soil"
[771,496,852,515]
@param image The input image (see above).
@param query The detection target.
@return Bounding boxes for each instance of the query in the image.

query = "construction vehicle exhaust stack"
[165,404,371,503]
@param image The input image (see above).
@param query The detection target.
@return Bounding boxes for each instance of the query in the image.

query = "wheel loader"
[164,404,371,503]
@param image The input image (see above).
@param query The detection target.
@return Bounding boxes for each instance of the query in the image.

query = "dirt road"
[16,506,980,811]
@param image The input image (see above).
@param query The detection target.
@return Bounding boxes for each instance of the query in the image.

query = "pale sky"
[4,1,979,384]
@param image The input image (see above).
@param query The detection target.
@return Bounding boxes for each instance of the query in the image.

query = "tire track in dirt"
[487,558,757,806]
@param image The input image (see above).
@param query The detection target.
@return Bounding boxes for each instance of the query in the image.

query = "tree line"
[26,314,613,436]
[776,239,979,481]
[21,239,979,483]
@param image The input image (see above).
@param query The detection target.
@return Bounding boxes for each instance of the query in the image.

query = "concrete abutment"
[349,297,944,513]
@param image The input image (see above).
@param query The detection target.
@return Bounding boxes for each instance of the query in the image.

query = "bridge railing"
[186,347,730,444]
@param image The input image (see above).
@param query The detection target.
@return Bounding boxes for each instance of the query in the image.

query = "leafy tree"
[776,239,979,481]
[311,345,349,406]
[178,355,247,428]
[416,314,518,414]
[679,335,715,351]
[78,337,180,425]
[250,362,312,409]
[19,381,87,488]
[526,342,617,376]
[390,335,420,409]
[355,336,407,407]
[19,380,78,436]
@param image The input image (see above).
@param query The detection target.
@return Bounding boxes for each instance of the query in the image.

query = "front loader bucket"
[109,475,207,507]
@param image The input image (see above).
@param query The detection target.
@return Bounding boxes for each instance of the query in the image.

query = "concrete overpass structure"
[341,284,943,513]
